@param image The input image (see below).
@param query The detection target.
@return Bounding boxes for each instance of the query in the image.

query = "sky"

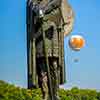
[0,0,100,90]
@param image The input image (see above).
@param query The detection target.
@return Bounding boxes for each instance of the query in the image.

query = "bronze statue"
[26,0,74,99]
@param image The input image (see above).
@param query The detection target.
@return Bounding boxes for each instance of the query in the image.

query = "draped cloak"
[27,0,74,88]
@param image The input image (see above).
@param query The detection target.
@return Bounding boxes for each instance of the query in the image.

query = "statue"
[26,0,74,100]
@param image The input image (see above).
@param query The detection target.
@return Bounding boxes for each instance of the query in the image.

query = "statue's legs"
[37,58,49,100]
[49,58,60,100]
[40,71,48,100]
[37,57,60,100]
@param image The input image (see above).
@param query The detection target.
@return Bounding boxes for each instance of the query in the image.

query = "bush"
[0,80,100,100]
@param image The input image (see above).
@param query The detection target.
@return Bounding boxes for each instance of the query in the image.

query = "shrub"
[0,80,100,100]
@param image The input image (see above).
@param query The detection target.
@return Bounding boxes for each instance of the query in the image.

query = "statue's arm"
[44,0,61,14]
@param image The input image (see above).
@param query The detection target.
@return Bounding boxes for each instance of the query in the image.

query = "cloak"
[27,0,74,88]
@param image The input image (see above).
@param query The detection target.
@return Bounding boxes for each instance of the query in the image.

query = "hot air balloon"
[69,35,85,51]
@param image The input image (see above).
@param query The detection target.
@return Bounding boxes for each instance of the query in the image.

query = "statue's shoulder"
[61,0,74,20]
[61,0,74,36]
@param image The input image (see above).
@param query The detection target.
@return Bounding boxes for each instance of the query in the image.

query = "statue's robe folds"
[27,0,74,88]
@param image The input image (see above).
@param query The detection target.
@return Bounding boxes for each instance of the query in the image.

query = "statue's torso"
[36,20,59,57]
[35,0,63,58]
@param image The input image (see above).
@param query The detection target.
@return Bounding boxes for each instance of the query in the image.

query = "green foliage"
[0,80,100,100]
[59,87,99,100]
[0,80,42,100]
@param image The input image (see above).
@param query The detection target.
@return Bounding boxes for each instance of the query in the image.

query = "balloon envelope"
[69,35,85,51]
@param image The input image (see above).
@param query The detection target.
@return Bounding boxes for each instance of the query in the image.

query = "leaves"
[0,80,100,100]
[0,80,42,100]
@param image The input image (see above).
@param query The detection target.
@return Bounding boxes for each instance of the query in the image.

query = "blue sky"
[0,0,100,90]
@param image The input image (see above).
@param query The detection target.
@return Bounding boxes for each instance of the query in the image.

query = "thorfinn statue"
[26,0,74,100]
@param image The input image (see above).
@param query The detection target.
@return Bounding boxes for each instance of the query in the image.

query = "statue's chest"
[44,8,62,26]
